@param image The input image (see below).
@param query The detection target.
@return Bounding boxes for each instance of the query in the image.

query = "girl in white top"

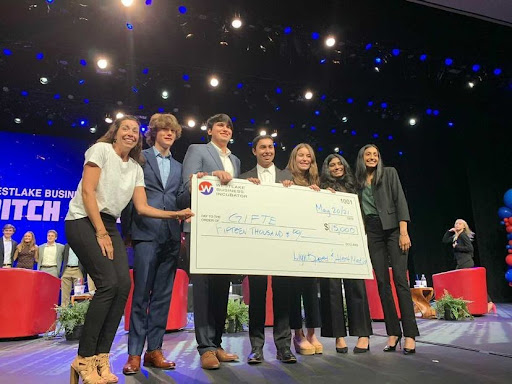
[66,116,193,384]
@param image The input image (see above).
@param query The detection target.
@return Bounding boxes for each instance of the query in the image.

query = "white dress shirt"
[210,142,234,177]
[257,164,276,184]
[42,243,57,266]
[3,237,12,265]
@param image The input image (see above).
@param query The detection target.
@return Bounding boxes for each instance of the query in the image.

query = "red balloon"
[509,249,512,253]
[507,226,512,233]
[507,255,512,266]
[509,240,512,246]
[506,218,510,222]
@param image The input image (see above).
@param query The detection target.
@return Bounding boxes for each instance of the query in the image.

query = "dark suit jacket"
[442,231,474,258]
[239,165,292,183]
[1,238,18,265]
[121,147,184,242]
[360,167,410,231]
[178,142,241,232]
[62,244,85,277]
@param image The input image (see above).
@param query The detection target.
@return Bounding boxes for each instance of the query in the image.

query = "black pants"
[248,275,291,350]
[365,216,419,338]
[65,214,131,357]
[320,278,373,338]
[289,277,321,329]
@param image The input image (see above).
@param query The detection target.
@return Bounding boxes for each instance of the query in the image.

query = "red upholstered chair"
[364,268,406,320]
[0,269,61,338]
[432,267,488,315]
[242,276,274,326]
[124,268,189,331]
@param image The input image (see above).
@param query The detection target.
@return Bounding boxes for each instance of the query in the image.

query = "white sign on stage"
[190,176,373,279]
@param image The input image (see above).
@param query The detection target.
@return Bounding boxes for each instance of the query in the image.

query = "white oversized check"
[190,175,373,279]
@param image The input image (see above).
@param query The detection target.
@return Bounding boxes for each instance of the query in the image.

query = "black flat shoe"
[336,346,348,354]
[276,348,297,364]
[383,337,401,352]
[247,348,264,364]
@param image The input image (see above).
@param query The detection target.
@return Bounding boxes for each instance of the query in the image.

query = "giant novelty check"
[190,176,373,279]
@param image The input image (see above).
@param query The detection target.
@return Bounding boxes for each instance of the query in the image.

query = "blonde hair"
[455,219,475,240]
[286,143,320,186]
[17,231,36,251]
[145,113,182,146]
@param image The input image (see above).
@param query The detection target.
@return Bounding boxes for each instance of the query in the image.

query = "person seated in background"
[14,231,38,270]
[61,243,85,307]
[1,224,18,268]
[38,230,65,278]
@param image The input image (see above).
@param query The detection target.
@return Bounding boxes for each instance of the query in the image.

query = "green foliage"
[434,290,473,321]
[46,301,90,337]
[225,298,249,333]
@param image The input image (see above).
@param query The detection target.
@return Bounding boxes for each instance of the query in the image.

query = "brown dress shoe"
[216,347,239,362]
[200,350,220,370]
[122,355,141,375]
[143,349,176,370]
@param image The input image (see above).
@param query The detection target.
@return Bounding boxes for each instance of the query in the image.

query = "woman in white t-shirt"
[66,116,193,384]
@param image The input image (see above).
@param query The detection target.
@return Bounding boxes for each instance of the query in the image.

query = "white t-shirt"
[66,142,145,220]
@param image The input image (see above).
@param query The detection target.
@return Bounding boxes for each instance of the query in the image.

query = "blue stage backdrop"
[0,131,90,246]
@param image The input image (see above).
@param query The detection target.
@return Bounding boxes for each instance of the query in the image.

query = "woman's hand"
[399,233,411,252]
[97,232,114,260]
[449,227,456,232]
[309,184,321,191]
[282,180,294,187]
[327,187,336,194]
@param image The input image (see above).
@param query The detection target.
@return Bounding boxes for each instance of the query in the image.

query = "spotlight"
[178,6,187,14]
[126,23,134,30]
[200,124,207,131]
[161,90,169,99]
[342,116,348,123]
[209,77,219,87]
[334,147,340,153]
[284,27,292,34]
[444,58,453,66]
[419,54,427,61]
[89,126,97,134]
[231,17,242,29]
[325,36,336,47]
[115,112,124,119]
[259,129,267,136]
[311,32,320,40]
[304,90,313,100]
[375,57,382,64]
[374,67,380,72]
[97,58,108,69]
[494,68,502,76]
[281,146,286,151]
[187,119,196,128]
[14,117,22,124]
[271,131,278,138]
[468,81,475,88]
[80,119,87,127]
[39,77,49,84]
[472,64,480,72]
[229,138,234,144]
[392,48,400,56]
[105,115,113,123]
[409,118,417,126]
[121,0,134,7]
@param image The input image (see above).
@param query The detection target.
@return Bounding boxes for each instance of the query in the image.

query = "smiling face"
[328,157,345,178]
[295,147,312,172]
[47,231,56,244]
[363,146,379,169]
[155,127,176,151]
[253,138,275,168]
[114,119,140,153]
[208,121,232,146]
[23,232,33,243]
[3,227,14,239]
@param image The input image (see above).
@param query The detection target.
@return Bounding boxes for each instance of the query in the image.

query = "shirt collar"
[210,141,231,157]
[256,164,275,174]
[152,146,172,159]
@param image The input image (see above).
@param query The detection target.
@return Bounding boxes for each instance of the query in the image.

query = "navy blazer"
[359,167,410,231]
[121,147,183,242]
[178,142,241,232]
[1,238,18,265]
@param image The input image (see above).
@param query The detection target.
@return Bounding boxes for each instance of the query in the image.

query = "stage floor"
[1,305,511,384]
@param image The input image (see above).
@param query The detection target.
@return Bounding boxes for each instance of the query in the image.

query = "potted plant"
[434,290,473,321]
[47,300,90,340]
[224,298,249,333]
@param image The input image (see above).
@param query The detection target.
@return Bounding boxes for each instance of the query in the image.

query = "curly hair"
[145,113,182,147]
[96,116,143,164]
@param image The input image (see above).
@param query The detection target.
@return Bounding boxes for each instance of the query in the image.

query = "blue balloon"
[501,221,505,225]
[504,189,512,209]
[507,245,512,249]
[508,234,512,240]
[506,269,512,283]
[498,206,512,219]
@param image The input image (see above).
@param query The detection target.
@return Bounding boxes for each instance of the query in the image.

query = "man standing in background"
[1,224,18,268]
[38,230,65,278]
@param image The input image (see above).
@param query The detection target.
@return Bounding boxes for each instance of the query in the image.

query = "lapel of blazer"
[145,148,164,188]
[165,157,179,190]
[229,154,239,177]
[206,143,224,171]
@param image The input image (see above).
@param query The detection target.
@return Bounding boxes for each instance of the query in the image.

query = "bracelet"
[96,232,109,239]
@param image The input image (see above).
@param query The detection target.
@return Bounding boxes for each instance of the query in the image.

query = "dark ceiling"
[0,0,510,165]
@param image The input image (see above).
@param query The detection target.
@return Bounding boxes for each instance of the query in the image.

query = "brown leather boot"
[143,349,176,370]
[200,350,220,370]
[122,355,141,375]
[96,353,118,383]
[70,355,107,384]
[216,347,239,362]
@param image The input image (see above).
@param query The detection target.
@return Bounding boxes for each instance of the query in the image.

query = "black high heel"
[353,337,370,353]
[383,337,401,352]
[403,337,416,355]
[336,346,348,354]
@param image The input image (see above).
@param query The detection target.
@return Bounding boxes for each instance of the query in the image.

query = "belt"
[41,265,57,268]
[3,264,11,267]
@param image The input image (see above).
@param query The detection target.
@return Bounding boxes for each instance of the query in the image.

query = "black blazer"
[239,165,292,183]
[1,238,18,265]
[442,231,474,258]
[359,167,410,231]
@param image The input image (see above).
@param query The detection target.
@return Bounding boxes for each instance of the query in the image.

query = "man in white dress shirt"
[1,224,18,268]
[38,230,65,278]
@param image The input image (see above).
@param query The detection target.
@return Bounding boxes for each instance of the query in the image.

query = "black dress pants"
[320,278,373,338]
[289,277,321,329]
[248,275,291,350]
[65,214,131,357]
[365,216,419,338]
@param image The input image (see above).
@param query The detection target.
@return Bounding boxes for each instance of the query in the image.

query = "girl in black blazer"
[442,219,475,269]
[319,154,372,353]
[355,144,419,355]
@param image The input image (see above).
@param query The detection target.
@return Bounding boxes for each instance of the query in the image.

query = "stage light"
[21,90,28,96]
[325,36,336,47]
[320,94,326,100]
[178,6,187,14]
[142,68,149,74]
[271,131,278,138]
[311,32,320,40]
[46,0,54,4]
[334,147,340,153]
[237,82,243,89]
[78,79,85,85]
[116,112,124,119]
[281,146,286,151]
[250,119,255,124]
[3,48,12,56]
[161,90,169,99]
[187,119,196,128]
[331,129,336,133]
[84,98,90,104]
[426,108,432,115]
[342,116,348,123]
[388,135,393,140]
[314,110,320,115]
[351,130,356,136]
[448,121,454,127]
[182,74,189,81]
[89,126,97,134]
[54,93,60,99]
[375,57,382,64]
[472,64,480,72]
[409,118,417,126]
[36,52,44,60]
[320,58,326,64]
[259,129,267,136]
[229,139,234,144]
[121,0,134,7]
[398,151,403,156]
[209,77,219,87]
[419,54,427,61]
[444,58,453,66]
[14,117,21,124]
[146,0,152,4]
[80,119,87,127]
[433,110,439,116]
[105,115,113,123]
[200,124,207,131]
[40,77,49,84]
[347,98,353,104]
[284,27,292,34]
[275,87,282,94]
[365,43,372,50]
[310,126,316,131]
[126,23,134,30]
[97,58,108,69]
[368,101,374,106]
[80,59,87,66]
[47,120,53,126]
[373,133,379,138]
[381,102,387,109]
[392,48,400,56]
[494,68,502,76]
[468,81,475,88]
[374,67,380,72]
[304,91,313,100]
[231,17,242,29]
